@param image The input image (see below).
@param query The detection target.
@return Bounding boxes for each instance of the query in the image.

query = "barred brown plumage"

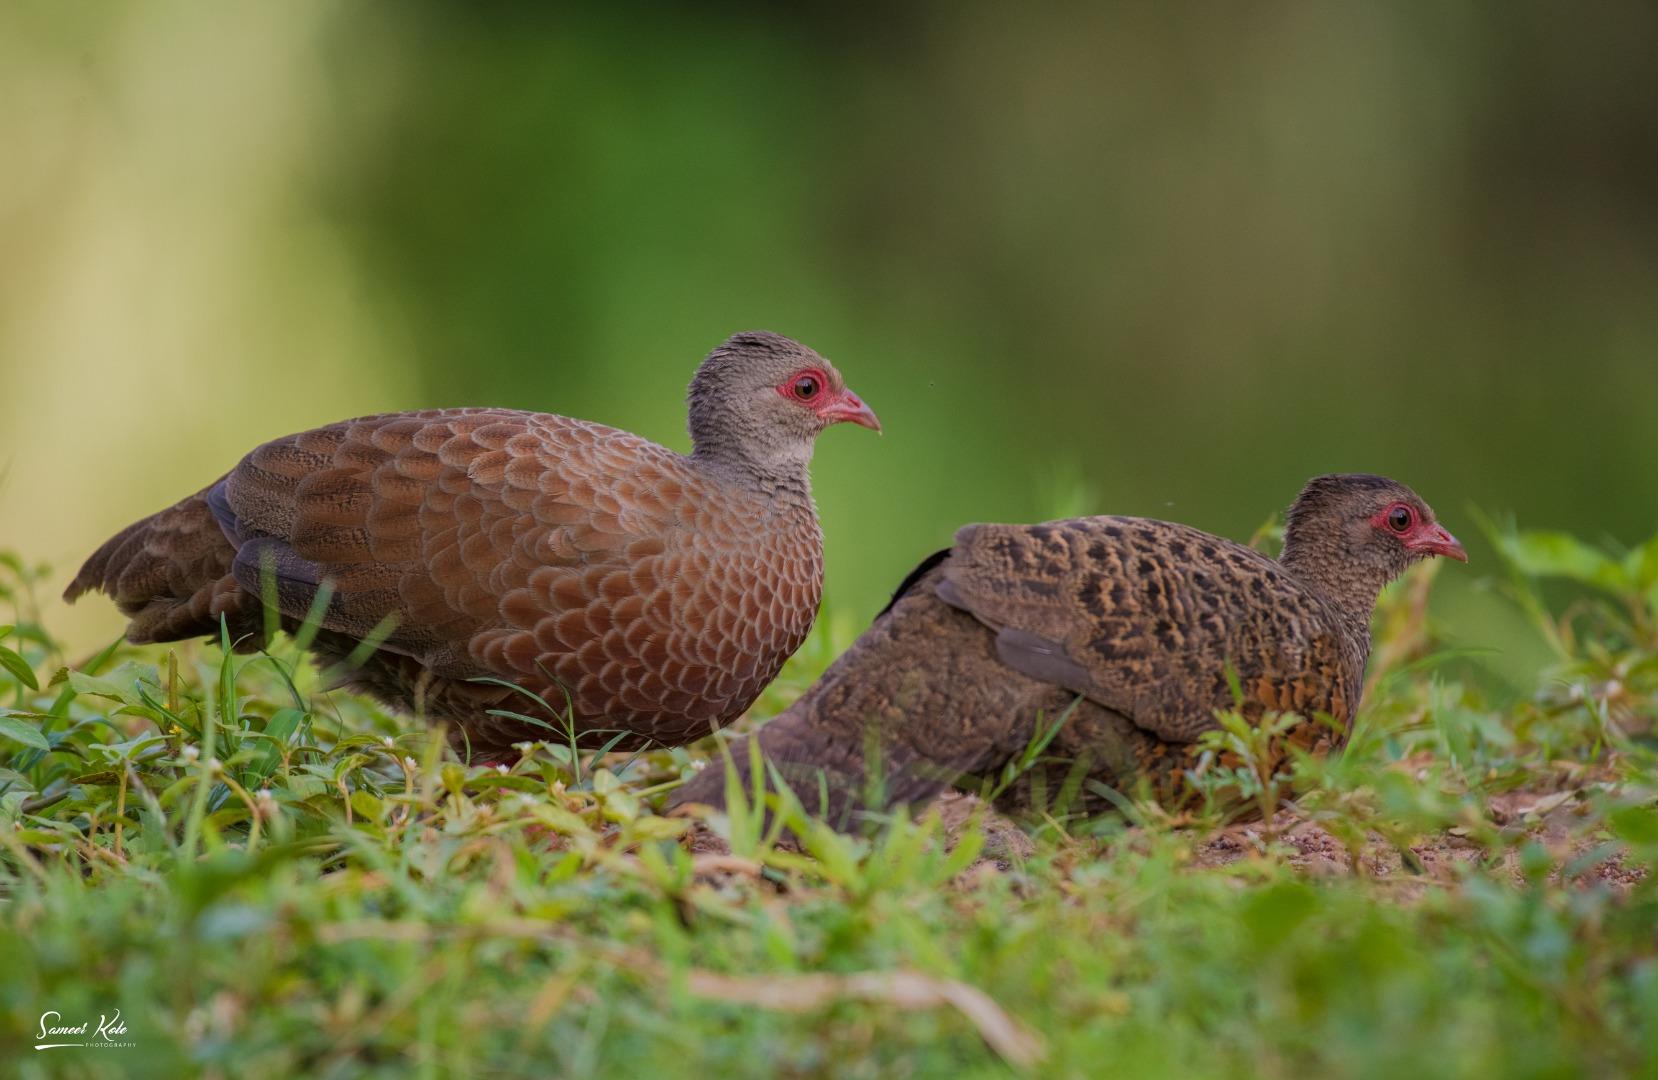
[64,331,879,758]
[670,474,1466,829]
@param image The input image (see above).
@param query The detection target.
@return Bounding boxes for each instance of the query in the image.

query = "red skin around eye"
[1370,502,1416,534]
[778,368,830,404]
[777,369,883,432]
[1369,503,1468,561]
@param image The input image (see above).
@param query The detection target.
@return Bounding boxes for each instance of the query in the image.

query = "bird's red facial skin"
[1370,504,1468,562]
[779,369,882,432]
[779,368,831,406]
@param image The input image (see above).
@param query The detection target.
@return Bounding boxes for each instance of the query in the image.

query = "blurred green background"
[3,2,1655,688]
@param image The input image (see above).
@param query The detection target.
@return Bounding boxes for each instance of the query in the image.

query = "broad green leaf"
[628,815,688,842]
[529,802,593,838]
[1609,805,1658,848]
[0,710,49,750]
[69,669,141,705]
[1623,533,1658,590]
[349,790,385,823]
[90,733,169,762]
[596,776,639,823]
[1499,530,1628,593]
[13,828,73,846]
[0,645,38,691]
[285,775,328,799]
[250,708,304,779]
[468,774,542,794]
[1243,880,1320,951]
[441,763,467,795]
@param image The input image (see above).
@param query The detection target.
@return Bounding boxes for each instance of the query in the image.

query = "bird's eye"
[790,374,822,401]
[1386,505,1414,533]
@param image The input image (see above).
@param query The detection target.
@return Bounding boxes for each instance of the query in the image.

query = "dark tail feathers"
[64,481,243,644]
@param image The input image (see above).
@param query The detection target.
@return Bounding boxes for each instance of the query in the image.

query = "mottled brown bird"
[670,474,1466,829]
[66,331,880,757]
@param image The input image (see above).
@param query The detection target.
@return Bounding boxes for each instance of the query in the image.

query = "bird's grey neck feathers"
[688,415,816,504]
[686,350,817,502]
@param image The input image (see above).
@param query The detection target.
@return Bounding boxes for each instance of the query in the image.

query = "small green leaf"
[1624,534,1658,590]
[349,790,386,823]
[250,708,304,780]
[0,711,49,751]
[441,763,466,795]
[1499,531,1628,593]
[1243,880,1320,951]
[68,669,136,704]
[0,645,38,691]
[1609,805,1658,849]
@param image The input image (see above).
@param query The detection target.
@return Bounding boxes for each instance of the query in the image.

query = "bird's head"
[687,331,880,473]
[1283,474,1467,592]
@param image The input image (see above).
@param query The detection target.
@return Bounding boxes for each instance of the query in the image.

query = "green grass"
[1,523,1657,1079]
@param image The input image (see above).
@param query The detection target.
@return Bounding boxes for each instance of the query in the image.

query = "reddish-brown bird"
[671,474,1466,828]
[66,331,880,757]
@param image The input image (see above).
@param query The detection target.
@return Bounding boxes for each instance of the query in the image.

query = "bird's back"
[937,515,1364,740]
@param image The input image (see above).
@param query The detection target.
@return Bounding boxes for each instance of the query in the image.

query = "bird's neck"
[686,395,819,505]
[690,441,817,512]
[1278,541,1388,656]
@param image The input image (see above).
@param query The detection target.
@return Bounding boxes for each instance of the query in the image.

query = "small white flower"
[181,745,200,764]
[497,764,510,775]
[403,756,418,772]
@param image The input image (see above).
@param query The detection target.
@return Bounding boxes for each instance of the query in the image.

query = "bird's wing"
[215,408,684,682]
[936,517,1354,743]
